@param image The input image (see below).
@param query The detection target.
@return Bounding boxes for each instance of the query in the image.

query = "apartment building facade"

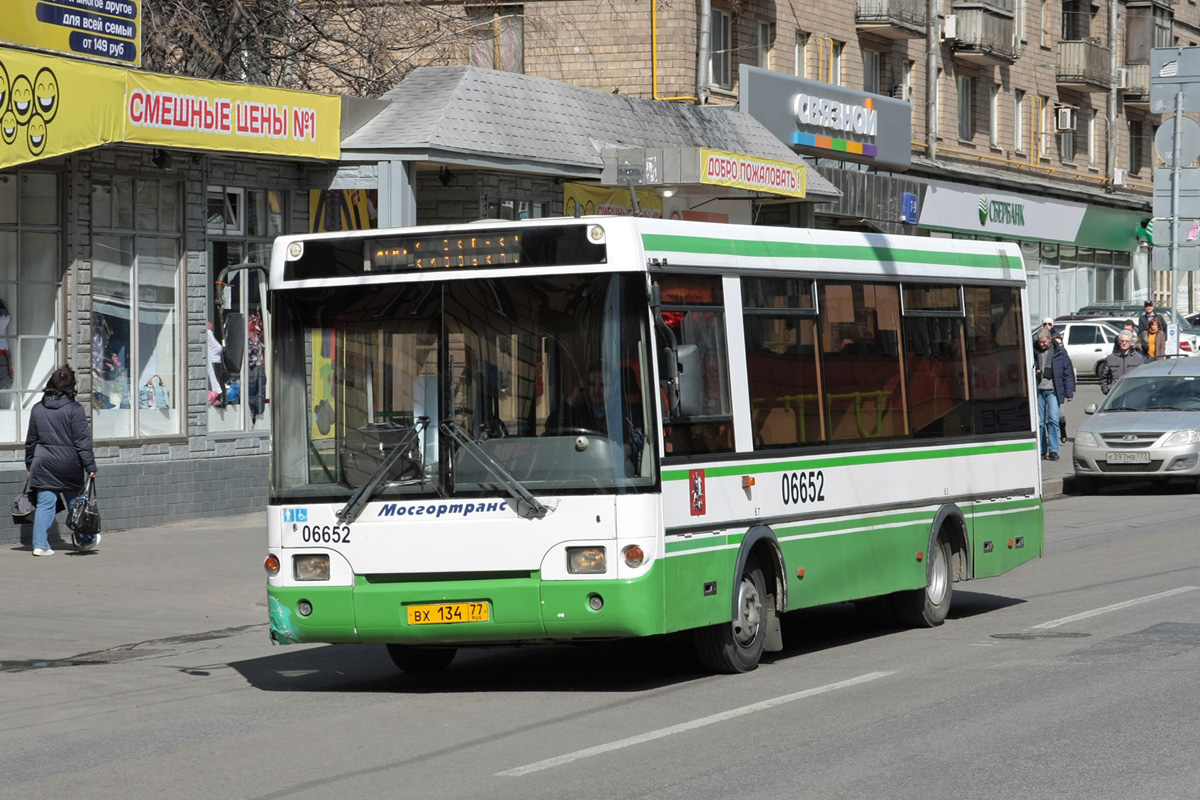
[457,0,1200,319]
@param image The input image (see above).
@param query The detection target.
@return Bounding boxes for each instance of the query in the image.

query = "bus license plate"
[407,602,490,625]
[1106,451,1150,464]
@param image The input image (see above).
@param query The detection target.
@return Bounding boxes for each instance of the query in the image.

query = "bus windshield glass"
[271,273,657,501]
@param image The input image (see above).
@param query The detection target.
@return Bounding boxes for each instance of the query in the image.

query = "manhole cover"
[991,631,1092,640]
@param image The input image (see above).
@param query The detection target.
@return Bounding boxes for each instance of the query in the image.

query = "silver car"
[1073,357,1200,493]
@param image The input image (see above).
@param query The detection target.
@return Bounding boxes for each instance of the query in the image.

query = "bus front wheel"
[890,534,952,628]
[386,644,457,674]
[694,556,767,674]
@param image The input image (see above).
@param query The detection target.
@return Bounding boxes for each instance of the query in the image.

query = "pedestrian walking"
[24,366,98,556]
[1034,329,1074,460]
[1052,329,1072,443]
[1100,331,1146,394]
[1137,299,1167,335]
[1140,316,1167,361]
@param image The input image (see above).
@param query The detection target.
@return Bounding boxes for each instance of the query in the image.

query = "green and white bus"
[264,217,1042,674]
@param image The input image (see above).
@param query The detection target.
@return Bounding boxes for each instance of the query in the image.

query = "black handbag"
[11,478,35,525]
[66,475,101,537]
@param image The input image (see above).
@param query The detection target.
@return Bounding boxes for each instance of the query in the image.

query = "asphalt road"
[3,490,1199,800]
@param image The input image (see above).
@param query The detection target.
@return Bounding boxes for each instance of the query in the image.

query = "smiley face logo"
[0,108,18,146]
[10,74,32,125]
[0,62,10,116]
[33,68,58,123]
[1,110,16,145]
[26,114,47,156]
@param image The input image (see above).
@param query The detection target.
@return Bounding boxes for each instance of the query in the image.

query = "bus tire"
[890,534,952,628]
[694,556,767,674]
[385,644,457,674]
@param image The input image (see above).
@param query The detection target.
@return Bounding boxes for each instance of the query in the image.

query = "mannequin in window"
[206,321,227,406]
[0,299,12,399]
[246,310,266,423]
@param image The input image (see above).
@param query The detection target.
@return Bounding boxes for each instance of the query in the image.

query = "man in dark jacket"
[1100,331,1146,394]
[25,366,98,555]
[1137,300,1167,335]
[1034,329,1075,460]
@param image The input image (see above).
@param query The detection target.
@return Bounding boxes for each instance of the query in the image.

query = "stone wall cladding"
[0,455,267,546]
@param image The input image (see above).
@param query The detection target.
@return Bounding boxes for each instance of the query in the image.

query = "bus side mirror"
[662,344,702,418]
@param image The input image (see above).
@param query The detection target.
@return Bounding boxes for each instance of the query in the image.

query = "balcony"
[1124,62,1151,109]
[947,1,1017,65]
[1057,40,1112,93]
[856,0,927,39]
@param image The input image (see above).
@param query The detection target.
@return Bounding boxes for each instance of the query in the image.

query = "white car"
[1037,320,1124,378]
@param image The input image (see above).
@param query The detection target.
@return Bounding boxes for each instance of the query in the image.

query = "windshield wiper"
[336,417,430,524]
[440,421,550,519]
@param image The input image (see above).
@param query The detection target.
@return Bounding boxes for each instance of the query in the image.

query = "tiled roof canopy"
[342,66,839,198]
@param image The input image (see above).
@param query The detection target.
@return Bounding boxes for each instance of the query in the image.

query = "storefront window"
[207,186,280,433]
[91,177,183,440]
[0,170,62,443]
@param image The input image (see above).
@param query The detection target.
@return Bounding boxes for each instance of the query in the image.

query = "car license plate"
[1106,451,1150,464]
[407,602,490,625]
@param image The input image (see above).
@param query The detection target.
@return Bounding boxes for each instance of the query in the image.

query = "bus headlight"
[567,546,606,574]
[294,554,330,581]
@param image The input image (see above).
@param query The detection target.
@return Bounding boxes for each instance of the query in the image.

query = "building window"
[832,41,843,85]
[710,9,732,88]
[1087,108,1097,167]
[1040,0,1050,46]
[468,5,524,73]
[795,32,808,78]
[91,176,183,439]
[1129,119,1143,175]
[863,49,881,94]
[1060,128,1075,163]
[1040,96,1049,157]
[207,186,283,433]
[757,22,772,69]
[1061,0,1090,39]
[989,84,1000,146]
[1015,90,1025,151]
[0,170,61,443]
[957,75,973,140]
[1016,0,1028,43]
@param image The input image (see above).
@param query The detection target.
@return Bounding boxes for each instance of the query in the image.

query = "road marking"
[497,671,894,777]
[1030,586,1199,630]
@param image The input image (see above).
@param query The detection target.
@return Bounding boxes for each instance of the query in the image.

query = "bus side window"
[656,276,733,456]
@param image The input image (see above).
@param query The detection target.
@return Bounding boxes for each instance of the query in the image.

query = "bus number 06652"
[781,470,825,505]
[300,525,351,543]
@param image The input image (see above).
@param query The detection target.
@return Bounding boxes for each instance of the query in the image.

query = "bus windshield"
[271,273,657,501]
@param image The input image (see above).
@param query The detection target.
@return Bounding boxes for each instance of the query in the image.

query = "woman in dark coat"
[25,366,97,555]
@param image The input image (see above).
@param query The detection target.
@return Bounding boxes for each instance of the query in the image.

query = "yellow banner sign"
[699,149,806,198]
[124,72,340,160]
[2,0,140,66]
[1,46,340,170]
[564,182,663,218]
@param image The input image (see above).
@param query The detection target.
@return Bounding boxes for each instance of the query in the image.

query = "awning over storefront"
[0,45,341,170]
[339,66,839,201]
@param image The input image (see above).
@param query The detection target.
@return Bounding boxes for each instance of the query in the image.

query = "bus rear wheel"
[386,644,457,674]
[890,534,952,628]
[694,556,767,674]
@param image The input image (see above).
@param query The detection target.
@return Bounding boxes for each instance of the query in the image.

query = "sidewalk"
[0,510,268,662]
[1040,379,1103,499]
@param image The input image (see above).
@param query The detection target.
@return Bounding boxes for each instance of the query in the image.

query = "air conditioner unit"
[892,84,913,102]
[1114,67,1129,89]
[942,14,958,41]
[1113,167,1127,187]
[1055,107,1077,132]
